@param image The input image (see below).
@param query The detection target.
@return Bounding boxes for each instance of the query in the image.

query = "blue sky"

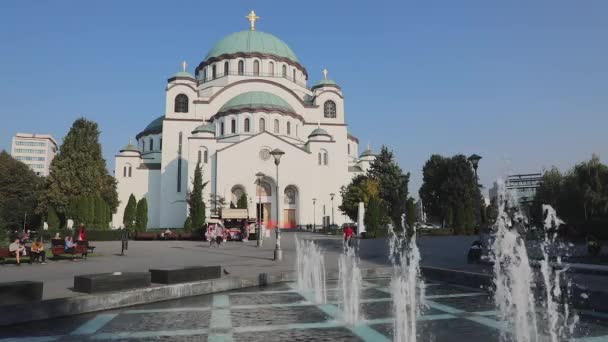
[1,1,606,197]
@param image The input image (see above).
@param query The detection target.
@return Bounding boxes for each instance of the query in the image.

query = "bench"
[51,245,88,259]
[77,241,96,253]
[74,272,151,294]
[0,247,32,264]
[0,281,43,305]
[149,266,222,284]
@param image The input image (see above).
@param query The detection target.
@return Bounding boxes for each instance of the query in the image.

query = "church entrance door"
[283,209,296,228]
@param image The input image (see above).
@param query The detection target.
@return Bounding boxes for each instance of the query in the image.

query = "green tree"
[419,154,480,233]
[405,197,417,229]
[183,217,192,231]
[47,206,60,229]
[339,174,381,221]
[135,198,148,231]
[38,118,118,217]
[187,162,207,231]
[364,196,387,237]
[237,193,248,209]
[367,146,410,232]
[123,194,137,229]
[0,151,44,232]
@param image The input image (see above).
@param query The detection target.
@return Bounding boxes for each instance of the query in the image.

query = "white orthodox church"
[112,12,376,229]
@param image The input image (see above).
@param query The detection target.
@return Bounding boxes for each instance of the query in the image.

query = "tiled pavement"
[2,278,608,341]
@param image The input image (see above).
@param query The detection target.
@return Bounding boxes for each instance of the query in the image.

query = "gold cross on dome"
[322,68,328,80]
[181,61,187,72]
[246,10,260,31]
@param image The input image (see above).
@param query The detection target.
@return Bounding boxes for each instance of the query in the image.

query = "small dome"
[192,123,216,135]
[311,79,340,91]
[308,127,330,138]
[172,71,195,79]
[138,116,164,137]
[120,143,140,153]
[360,148,375,158]
[219,91,294,114]
[205,30,299,63]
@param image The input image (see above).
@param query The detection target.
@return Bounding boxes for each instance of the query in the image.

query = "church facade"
[112,12,376,229]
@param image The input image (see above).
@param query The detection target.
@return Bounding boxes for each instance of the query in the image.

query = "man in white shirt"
[8,238,25,266]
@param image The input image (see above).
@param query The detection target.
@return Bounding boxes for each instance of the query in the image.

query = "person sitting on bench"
[8,238,26,266]
[64,236,76,256]
[30,238,46,264]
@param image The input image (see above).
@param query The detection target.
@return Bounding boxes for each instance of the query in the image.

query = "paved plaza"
[2,232,608,300]
[3,276,608,341]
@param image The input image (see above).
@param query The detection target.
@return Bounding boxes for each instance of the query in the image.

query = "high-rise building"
[11,133,58,176]
[489,173,542,206]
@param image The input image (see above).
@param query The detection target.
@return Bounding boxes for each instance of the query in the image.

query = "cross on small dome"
[245,10,260,31]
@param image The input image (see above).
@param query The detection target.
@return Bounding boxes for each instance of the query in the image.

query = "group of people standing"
[206,224,227,247]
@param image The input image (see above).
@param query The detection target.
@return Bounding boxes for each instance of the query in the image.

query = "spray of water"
[491,179,578,342]
[339,244,363,325]
[295,237,327,304]
[388,216,426,342]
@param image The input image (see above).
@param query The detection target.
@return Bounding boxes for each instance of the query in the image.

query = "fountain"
[388,217,426,342]
[491,179,578,342]
[295,237,327,304]
[339,244,363,325]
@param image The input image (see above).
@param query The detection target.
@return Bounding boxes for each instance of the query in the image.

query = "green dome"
[205,30,299,63]
[219,91,294,113]
[308,127,330,138]
[173,71,195,79]
[360,148,375,158]
[120,143,140,153]
[137,115,164,139]
[314,79,337,86]
[192,123,216,135]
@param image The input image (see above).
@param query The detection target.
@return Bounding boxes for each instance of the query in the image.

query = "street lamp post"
[270,148,285,261]
[330,193,335,227]
[312,198,316,231]
[468,154,482,180]
[255,172,265,247]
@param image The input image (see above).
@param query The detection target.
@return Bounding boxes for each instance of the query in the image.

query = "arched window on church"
[231,119,236,134]
[220,122,225,136]
[274,119,279,134]
[286,122,291,135]
[293,69,296,81]
[269,62,274,76]
[282,65,287,78]
[128,166,132,177]
[244,118,250,132]
[149,138,154,151]
[259,118,265,132]
[175,94,189,113]
[212,65,217,79]
[204,149,208,164]
[238,60,244,75]
[319,149,329,166]
[197,150,201,164]
[324,100,336,118]
[123,166,127,177]
[253,60,260,76]
[296,124,298,137]
[202,68,207,81]
[224,61,229,76]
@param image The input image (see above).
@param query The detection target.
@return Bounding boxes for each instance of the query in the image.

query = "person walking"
[343,225,354,249]
[207,225,215,247]
[215,223,224,247]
